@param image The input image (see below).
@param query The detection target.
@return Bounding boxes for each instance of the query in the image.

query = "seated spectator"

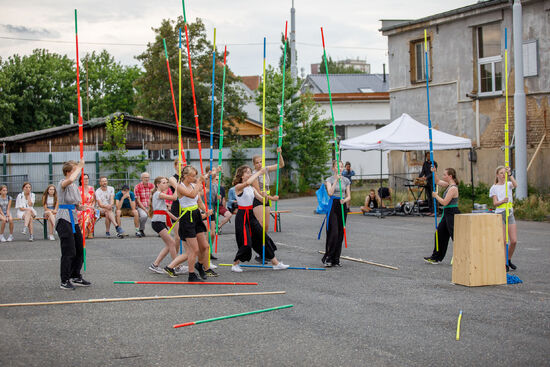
[95,176,122,237]
[15,182,36,241]
[115,185,141,237]
[361,189,382,213]
[78,173,96,239]
[42,184,58,241]
[0,185,14,242]
[134,172,154,237]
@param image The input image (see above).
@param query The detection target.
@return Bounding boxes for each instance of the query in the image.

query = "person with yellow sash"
[165,166,217,282]
[490,166,518,271]
[424,167,460,264]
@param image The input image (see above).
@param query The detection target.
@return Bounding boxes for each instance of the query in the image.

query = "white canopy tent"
[340,113,472,151]
[340,113,473,207]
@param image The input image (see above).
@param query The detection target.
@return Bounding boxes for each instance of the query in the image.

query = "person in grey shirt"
[56,160,92,290]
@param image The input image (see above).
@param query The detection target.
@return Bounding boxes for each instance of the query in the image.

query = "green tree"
[256,65,331,193]
[0,49,76,137]
[134,17,247,135]
[319,55,360,74]
[278,33,294,72]
[101,113,147,182]
[80,50,142,119]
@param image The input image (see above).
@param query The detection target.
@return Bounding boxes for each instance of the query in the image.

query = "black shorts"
[152,221,168,234]
[170,199,180,217]
[178,209,207,240]
[253,198,262,208]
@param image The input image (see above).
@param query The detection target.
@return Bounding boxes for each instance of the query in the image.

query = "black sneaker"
[164,266,177,277]
[255,255,272,264]
[139,230,146,237]
[135,231,143,238]
[506,265,510,272]
[324,262,333,267]
[116,232,124,238]
[195,262,207,280]
[210,254,218,260]
[508,261,517,270]
[188,272,204,282]
[60,280,75,290]
[71,277,91,287]
[332,263,342,267]
[205,268,219,277]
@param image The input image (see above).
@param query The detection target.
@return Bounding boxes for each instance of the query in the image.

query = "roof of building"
[379,0,509,33]
[303,74,389,95]
[0,113,217,143]
[240,75,261,91]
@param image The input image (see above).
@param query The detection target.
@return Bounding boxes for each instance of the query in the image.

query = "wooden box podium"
[452,213,507,286]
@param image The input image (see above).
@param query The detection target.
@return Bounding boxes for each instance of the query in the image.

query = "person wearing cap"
[115,184,142,237]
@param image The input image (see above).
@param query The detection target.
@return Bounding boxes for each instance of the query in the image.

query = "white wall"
[318,101,389,121]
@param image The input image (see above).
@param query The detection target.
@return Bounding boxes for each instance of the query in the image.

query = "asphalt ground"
[1,196,549,366]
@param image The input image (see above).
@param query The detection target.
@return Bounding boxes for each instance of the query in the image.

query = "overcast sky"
[0,0,475,76]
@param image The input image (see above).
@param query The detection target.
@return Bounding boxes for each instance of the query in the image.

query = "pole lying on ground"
[318,251,398,270]
[74,10,86,271]
[456,310,463,341]
[218,264,326,271]
[274,21,288,232]
[261,37,267,265]
[0,291,286,308]
[214,46,228,253]
[173,304,293,328]
[114,281,258,285]
[424,29,439,252]
[320,27,347,248]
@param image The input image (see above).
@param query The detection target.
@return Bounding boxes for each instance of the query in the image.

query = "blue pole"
[424,30,439,252]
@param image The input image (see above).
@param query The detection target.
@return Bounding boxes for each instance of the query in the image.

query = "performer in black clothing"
[419,152,438,214]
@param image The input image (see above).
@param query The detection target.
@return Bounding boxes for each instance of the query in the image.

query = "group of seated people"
[0,170,234,242]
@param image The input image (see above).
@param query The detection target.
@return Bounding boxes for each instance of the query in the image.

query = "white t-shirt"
[95,186,115,207]
[489,182,514,214]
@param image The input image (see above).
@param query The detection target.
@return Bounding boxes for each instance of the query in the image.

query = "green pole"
[320,28,348,248]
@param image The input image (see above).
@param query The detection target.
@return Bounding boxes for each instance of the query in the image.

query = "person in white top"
[15,182,37,241]
[95,176,120,237]
[42,184,58,241]
[489,166,518,271]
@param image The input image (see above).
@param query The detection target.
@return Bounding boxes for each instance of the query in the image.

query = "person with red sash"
[147,177,187,275]
[231,165,289,273]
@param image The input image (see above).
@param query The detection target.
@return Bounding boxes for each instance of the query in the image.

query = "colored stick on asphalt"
[173,304,294,328]
[424,30,439,252]
[74,9,86,271]
[218,264,326,271]
[274,21,288,232]
[320,27,348,248]
[0,291,286,308]
[318,251,399,270]
[214,45,228,253]
[113,281,258,285]
[456,310,463,341]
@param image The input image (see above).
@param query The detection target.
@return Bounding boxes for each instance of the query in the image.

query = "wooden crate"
[452,213,506,286]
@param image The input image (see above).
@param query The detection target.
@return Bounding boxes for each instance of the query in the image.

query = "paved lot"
[1,196,549,366]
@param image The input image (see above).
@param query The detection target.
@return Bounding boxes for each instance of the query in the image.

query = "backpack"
[316,184,330,214]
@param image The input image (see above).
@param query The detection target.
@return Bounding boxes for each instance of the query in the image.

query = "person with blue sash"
[321,160,351,267]
[424,167,460,264]
[56,160,92,290]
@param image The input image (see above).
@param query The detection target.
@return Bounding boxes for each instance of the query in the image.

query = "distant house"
[380,0,549,189]
[302,73,390,179]
[230,77,272,138]
[0,114,218,157]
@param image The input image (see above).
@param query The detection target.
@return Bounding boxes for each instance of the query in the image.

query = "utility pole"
[513,0,527,198]
[290,0,297,79]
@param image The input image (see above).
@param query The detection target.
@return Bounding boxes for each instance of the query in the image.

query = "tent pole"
[380,150,382,190]
[470,148,474,210]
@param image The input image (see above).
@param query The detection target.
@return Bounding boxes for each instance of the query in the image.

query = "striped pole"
[218,264,326,271]
[214,46,228,253]
[173,304,293,328]
[261,37,267,264]
[504,28,510,266]
[74,9,86,270]
[274,21,288,232]
[178,28,185,255]
[114,281,257,285]
[181,1,212,245]
[320,27,347,248]
[208,28,216,264]
[424,30,439,252]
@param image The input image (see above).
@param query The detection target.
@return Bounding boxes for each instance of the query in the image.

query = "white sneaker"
[29,235,33,242]
[22,227,27,235]
[231,264,243,273]
[148,263,166,274]
[0,235,6,242]
[175,264,189,275]
[7,234,13,242]
[272,262,289,270]
[209,263,218,269]
[49,235,55,241]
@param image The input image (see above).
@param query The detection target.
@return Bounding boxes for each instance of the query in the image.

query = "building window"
[410,38,431,83]
[523,40,538,77]
[477,23,502,95]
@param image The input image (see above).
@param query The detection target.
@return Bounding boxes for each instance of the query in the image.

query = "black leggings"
[430,207,460,261]
[56,219,84,282]
[322,199,348,265]
[234,208,277,262]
